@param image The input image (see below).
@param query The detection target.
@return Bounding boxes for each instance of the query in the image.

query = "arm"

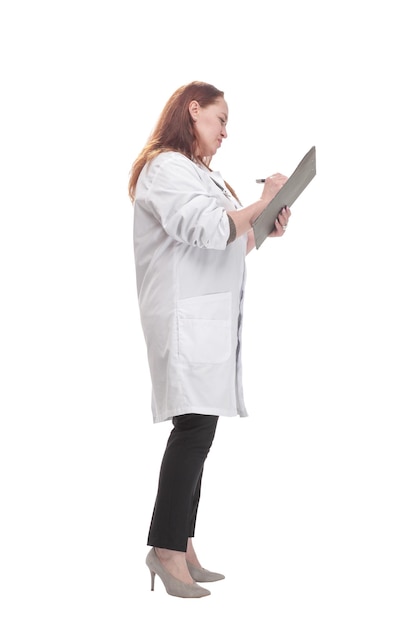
[245,206,292,254]
[227,173,288,247]
[226,199,268,239]
[144,153,230,249]
[246,229,256,254]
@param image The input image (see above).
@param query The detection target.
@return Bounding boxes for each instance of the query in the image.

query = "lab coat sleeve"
[144,153,230,249]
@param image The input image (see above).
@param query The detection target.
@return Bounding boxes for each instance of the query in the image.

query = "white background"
[1,1,416,624]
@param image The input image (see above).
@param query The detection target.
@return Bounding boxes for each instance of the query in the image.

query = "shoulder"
[148,151,199,176]
[140,151,208,190]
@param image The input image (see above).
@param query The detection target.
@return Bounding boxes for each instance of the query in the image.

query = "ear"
[188,100,200,122]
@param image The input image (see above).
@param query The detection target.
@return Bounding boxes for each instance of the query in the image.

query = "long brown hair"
[128,81,239,203]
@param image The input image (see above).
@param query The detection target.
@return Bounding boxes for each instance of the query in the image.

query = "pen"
[256,179,265,183]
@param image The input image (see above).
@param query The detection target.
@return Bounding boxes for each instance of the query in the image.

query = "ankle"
[155,547,184,563]
[185,539,202,568]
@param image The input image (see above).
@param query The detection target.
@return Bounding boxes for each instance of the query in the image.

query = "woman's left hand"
[269,206,291,237]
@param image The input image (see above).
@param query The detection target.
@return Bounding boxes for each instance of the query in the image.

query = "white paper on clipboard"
[252,146,316,249]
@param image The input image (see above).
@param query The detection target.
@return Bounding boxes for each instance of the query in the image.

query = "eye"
[218,117,227,125]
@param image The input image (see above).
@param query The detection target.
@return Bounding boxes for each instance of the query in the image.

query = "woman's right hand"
[260,173,288,204]
[228,172,288,241]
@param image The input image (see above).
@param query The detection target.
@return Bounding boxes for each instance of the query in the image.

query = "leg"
[147,414,218,583]
[185,468,203,567]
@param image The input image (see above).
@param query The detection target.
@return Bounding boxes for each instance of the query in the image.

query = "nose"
[221,126,227,138]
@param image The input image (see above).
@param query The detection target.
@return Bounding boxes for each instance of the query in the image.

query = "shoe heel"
[149,569,156,591]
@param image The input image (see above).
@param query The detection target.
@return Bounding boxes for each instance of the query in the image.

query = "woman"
[128,81,290,598]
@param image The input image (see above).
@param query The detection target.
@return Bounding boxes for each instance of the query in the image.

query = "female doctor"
[128,81,291,598]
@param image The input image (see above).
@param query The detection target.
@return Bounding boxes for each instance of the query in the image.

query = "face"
[189,97,228,158]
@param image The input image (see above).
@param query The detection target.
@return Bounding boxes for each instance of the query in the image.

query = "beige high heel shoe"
[146,548,211,598]
[186,562,225,583]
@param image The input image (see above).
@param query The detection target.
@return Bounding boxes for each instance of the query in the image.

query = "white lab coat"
[133,151,248,423]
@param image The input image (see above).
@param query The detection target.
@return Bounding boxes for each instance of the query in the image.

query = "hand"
[261,172,288,204]
[269,206,291,238]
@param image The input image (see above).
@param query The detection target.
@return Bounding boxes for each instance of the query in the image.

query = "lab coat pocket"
[177,292,232,364]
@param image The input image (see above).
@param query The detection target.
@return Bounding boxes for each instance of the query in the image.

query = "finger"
[278,206,290,230]
[274,218,285,236]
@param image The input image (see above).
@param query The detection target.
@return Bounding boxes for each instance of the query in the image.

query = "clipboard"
[252,146,316,249]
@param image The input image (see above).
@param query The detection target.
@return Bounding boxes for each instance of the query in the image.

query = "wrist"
[250,199,268,225]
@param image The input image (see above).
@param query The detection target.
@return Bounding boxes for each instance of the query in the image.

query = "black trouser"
[147,413,219,552]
